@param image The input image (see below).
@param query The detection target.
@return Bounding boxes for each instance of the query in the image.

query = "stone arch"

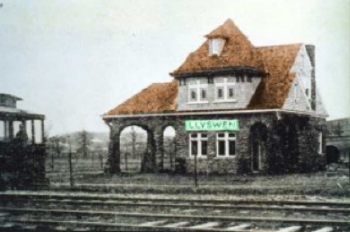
[326,145,340,164]
[249,122,268,172]
[106,122,157,174]
[119,126,147,173]
[162,125,176,171]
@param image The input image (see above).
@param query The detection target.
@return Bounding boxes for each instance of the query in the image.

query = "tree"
[50,136,64,159]
[333,122,344,137]
[77,130,92,158]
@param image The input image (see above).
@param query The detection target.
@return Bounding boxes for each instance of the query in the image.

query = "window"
[215,77,236,101]
[318,131,323,154]
[247,75,252,83]
[216,132,236,156]
[236,76,245,83]
[305,88,309,97]
[190,89,197,101]
[179,78,186,86]
[228,86,235,99]
[217,87,224,99]
[189,133,208,157]
[209,38,222,55]
[188,79,208,103]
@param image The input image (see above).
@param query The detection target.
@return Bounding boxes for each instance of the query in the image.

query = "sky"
[0,0,349,135]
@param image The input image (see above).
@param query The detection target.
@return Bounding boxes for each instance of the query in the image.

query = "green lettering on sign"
[185,120,239,131]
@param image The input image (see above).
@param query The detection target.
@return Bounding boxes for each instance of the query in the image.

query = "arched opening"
[120,126,147,173]
[162,126,176,172]
[250,122,267,172]
[326,145,340,164]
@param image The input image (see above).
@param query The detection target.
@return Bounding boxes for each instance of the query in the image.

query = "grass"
[45,158,350,197]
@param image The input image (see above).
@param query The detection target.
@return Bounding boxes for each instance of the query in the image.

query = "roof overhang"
[171,66,266,78]
[0,93,22,101]
[0,107,45,120]
[102,109,328,120]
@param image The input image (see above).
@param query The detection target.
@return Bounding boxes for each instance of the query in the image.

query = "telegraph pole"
[194,152,198,187]
[68,136,74,188]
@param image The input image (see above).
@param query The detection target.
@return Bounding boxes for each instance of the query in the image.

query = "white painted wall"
[283,45,313,112]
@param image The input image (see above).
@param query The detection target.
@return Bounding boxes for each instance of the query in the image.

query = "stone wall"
[105,112,277,174]
[104,111,326,174]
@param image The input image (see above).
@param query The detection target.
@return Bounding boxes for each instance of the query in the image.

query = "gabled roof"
[105,20,306,116]
[248,44,303,109]
[105,82,178,116]
[171,19,265,76]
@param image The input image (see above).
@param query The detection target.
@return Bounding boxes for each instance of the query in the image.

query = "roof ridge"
[256,43,303,49]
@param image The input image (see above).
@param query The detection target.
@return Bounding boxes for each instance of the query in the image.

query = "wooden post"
[41,120,45,143]
[8,120,13,140]
[31,120,35,144]
[68,136,74,187]
[4,120,8,140]
[194,152,198,188]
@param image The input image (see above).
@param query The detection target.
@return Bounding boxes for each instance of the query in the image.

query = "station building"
[103,19,328,174]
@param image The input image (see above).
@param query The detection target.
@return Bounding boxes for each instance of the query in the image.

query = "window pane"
[215,77,224,83]
[229,141,236,156]
[218,141,225,156]
[199,78,207,84]
[212,39,221,54]
[218,133,225,138]
[191,141,197,156]
[190,89,197,101]
[180,78,187,86]
[240,76,245,82]
[201,88,207,100]
[201,141,207,155]
[228,133,236,138]
[228,87,235,98]
[201,133,208,138]
[217,88,224,99]
[236,76,240,82]
[247,76,252,83]
[190,133,198,138]
[227,77,235,82]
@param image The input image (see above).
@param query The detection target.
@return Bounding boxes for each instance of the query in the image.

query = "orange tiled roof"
[105,82,178,116]
[105,20,304,116]
[171,19,265,76]
[248,44,302,109]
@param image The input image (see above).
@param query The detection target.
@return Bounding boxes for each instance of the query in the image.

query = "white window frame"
[188,79,208,104]
[216,132,236,157]
[209,38,222,55]
[189,133,208,157]
[214,77,236,102]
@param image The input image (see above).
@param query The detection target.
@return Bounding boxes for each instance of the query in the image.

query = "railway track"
[0,192,349,231]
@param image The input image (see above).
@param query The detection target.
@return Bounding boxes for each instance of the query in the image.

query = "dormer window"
[209,38,222,55]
